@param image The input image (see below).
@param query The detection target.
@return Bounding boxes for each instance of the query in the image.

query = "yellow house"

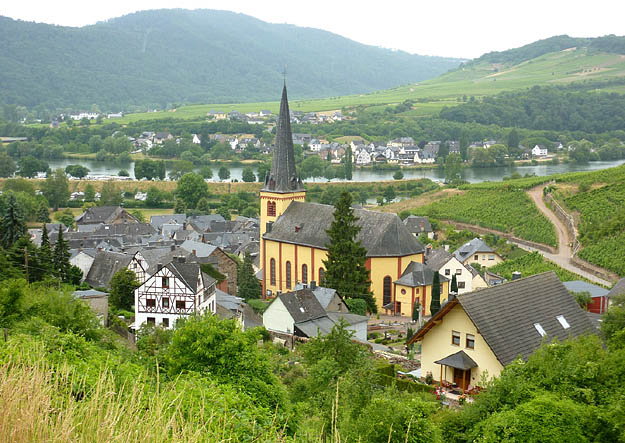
[408,272,595,391]
[260,83,424,312]
[393,262,449,317]
[453,238,503,268]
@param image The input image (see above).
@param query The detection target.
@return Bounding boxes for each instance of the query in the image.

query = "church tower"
[260,83,306,238]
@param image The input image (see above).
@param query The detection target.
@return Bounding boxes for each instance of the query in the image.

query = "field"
[111,48,625,124]
[411,188,557,247]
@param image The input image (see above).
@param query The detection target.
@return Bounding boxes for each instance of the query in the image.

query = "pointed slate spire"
[262,83,304,193]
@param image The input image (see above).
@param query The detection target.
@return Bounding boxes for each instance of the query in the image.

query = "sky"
[1,0,624,59]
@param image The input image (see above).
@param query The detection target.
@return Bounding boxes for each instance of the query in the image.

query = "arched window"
[286,261,292,289]
[267,201,276,217]
[270,258,276,286]
[383,276,392,305]
[302,264,308,285]
[318,267,325,284]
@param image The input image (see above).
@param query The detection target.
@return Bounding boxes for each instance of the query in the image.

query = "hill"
[0,9,462,112]
[107,34,625,124]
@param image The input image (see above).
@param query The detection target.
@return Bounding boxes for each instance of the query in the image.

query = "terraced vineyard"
[489,252,585,282]
[412,188,557,247]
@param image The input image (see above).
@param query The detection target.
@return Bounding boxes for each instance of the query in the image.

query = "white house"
[192,134,201,145]
[426,249,488,294]
[134,259,216,329]
[262,288,368,341]
[355,149,372,165]
[532,145,548,157]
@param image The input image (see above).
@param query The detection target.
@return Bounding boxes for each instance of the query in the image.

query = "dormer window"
[556,315,570,329]
[534,323,546,337]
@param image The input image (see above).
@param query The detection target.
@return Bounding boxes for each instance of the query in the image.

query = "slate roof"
[262,84,305,193]
[85,251,133,288]
[73,289,108,298]
[434,350,478,370]
[608,278,625,299]
[187,215,226,232]
[276,289,327,323]
[180,240,218,258]
[264,201,424,257]
[457,272,594,366]
[294,283,338,310]
[403,216,433,235]
[425,249,454,271]
[76,206,137,225]
[94,223,156,236]
[165,261,215,293]
[150,214,187,231]
[453,238,494,262]
[394,261,449,287]
[563,281,609,299]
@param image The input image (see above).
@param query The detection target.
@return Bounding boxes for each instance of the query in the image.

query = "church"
[260,84,446,315]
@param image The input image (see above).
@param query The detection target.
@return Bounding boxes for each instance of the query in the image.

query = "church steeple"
[262,83,304,193]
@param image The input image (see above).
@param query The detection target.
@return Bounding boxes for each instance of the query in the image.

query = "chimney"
[192,249,196,256]
[157,263,163,271]
[512,271,522,280]
[444,244,449,252]
[171,245,176,251]
[426,244,432,255]
[177,256,186,263]
[310,280,317,290]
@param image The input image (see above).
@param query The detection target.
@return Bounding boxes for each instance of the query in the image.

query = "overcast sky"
[2,0,623,59]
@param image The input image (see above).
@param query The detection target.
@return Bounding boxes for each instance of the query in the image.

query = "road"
[526,186,612,287]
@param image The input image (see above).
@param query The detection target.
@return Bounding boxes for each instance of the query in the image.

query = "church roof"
[262,84,305,193]
[263,201,424,257]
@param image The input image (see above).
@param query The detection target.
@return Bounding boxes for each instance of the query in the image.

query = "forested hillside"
[0,9,461,112]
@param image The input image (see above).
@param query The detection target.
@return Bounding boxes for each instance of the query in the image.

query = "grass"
[109,48,625,124]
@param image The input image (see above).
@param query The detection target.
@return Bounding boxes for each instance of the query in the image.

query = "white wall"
[263,298,295,333]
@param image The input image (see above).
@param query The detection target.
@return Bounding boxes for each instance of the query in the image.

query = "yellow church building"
[260,84,430,314]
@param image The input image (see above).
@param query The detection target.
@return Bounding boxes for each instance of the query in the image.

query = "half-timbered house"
[134,259,217,329]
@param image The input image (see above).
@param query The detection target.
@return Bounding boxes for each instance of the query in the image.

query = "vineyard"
[489,252,586,282]
[562,182,625,276]
[412,189,557,247]
[556,163,625,186]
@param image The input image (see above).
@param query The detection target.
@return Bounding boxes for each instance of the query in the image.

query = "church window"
[302,264,308,285]
[286,261,292,289]
[270,258,276,285]
[383,276,392,305]
[267,201,276,217]
[318,267,325,283]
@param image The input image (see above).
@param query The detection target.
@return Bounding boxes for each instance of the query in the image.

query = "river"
[46,158,625,184]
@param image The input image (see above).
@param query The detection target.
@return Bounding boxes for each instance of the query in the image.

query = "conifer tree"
[37,201,51,223]
[344,146,353,180]
[53,228,71,282]
[323,192,376,313]
[0,193,27,249]
[237,253,261,300]
[430,271,441,316]
[451,273,458,294]
[39,224,53,274]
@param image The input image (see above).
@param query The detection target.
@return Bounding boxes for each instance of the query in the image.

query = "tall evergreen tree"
[344,146,353,180]
[451,273,458,294]
[37,201,51,223]
[0,193,27,249]
[53,228,71,282]
[430,271,441,316]
[39,224,53,274]
[323,192,376,313]
[237,252,261,300]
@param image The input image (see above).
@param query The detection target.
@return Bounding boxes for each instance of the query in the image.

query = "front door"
[453,368,469,390]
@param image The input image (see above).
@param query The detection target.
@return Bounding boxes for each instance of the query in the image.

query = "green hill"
[0,9,462,112]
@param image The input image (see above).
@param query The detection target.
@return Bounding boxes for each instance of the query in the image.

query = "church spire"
[262,83,304,193]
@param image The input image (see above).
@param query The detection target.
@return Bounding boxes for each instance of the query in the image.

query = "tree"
[198,166,213,179]
[18,156,47,178]
[217,205,230,221]
[84,184,95,202]
[130,209,145,223]
[601,292,625,349]
[134,159,160,180]
[257,162,271,183]
[430,271,441,316]
[459,131,470,161]
[65,164,90,179]
[412,300,420,322]
[168,160,194,181]
[241,166,255,182]
[300,156,325,179]
[344,146,353,180]
[38,223,53,275]
[450,273,458,294]
[41,168,70,211]
[218,166,231,181]
[174,198,186,214]
[393,170,404,180]
[383,186,396,203]
[0,152,16,178]
[323,192,376,312]
[237,252,261,300]
[507,128,520,149]
[444,153,463,184]
[36,201,51,223]
[99,181,122,206]
[196,197,211,214]
[572,291,592,310]
[54,209,75,230]
[0,193,26,249]
[176,172,208,209]
[53,228,71,282]
[109,269,140,311]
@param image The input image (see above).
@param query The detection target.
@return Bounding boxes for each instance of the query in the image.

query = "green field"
[113,48,625,124]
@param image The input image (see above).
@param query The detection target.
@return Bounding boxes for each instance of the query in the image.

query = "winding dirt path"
[526,186,612,286]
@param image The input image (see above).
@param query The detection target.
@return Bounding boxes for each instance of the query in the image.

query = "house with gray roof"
[76,206,138,226]
[408,272,595,390]
[85,251,133,288]
[453,238,503,268]
[263,288,368,341]
[425,248,487,295]
[403,215,434,239]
